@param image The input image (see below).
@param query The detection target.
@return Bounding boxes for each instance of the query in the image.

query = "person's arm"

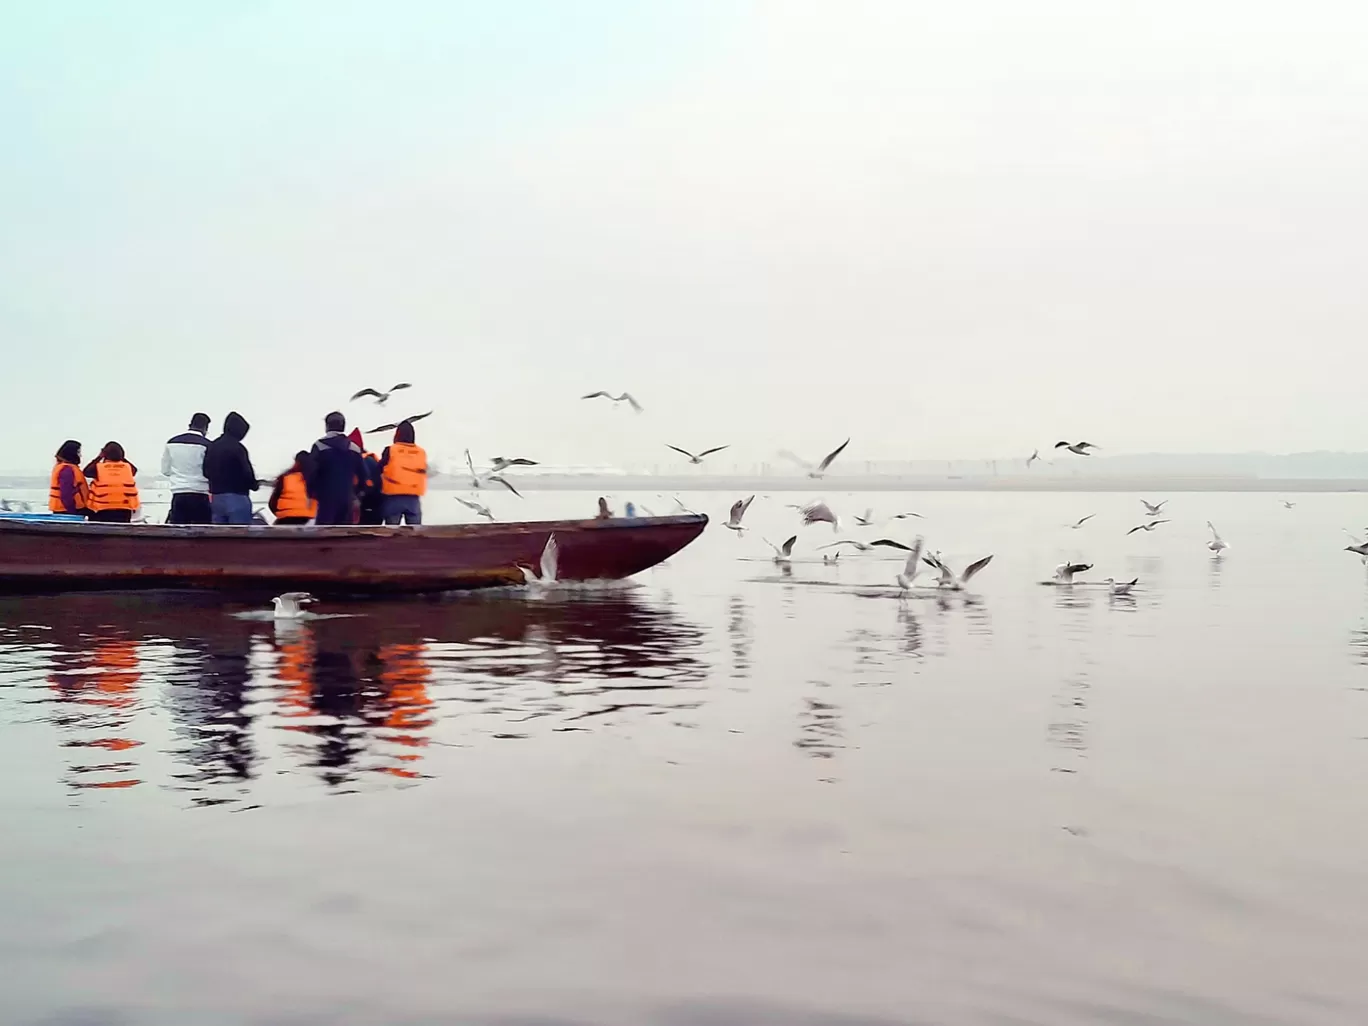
[244,451,260,491]
[268,478,284,514]
[160,445,173,478]
[351,451,367,494]
[128,461,138,476]
[83,460,99,480]
[57,465,77,512]
[379,447,391,473]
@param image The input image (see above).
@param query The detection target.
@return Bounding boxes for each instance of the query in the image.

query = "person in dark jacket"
[308,412,366,526]
[349,428,384,525]
[203,411,259,525]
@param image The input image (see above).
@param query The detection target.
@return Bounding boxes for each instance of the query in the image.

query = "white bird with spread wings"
[778,439,850,479]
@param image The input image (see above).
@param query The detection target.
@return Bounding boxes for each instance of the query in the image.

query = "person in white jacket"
[161,413,212,524]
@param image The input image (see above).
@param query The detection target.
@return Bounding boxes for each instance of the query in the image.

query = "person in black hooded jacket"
[203,411,259,525]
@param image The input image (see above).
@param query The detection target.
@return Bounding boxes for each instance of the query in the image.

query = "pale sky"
[3,1,1366,474]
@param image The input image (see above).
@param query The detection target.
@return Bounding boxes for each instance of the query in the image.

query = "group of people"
[50,411,429,527]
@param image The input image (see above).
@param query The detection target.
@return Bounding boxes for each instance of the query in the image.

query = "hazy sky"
[3,1,1366,474]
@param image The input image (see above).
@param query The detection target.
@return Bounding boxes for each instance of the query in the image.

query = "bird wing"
[350,388,383,401]
[819,540,859,551]
[465,449,477,477]
[1345,529,1366,547]
[800,501,835,524]
[1054,441,1072,449]
[893,512,921,519]
[960,555,994,583]
[667,445,698,460]
[1078,442,1099,450]
[540,533,559,581]
[816,438,851,472]
[780,535,797,557]
[582,391,610,400]
[697,446,730,459]
[902,536,925,576]
[1126,524,1145,535]
[869,539,912,551]
[1075,514,1095,527]
[728,497,746,522]
[736,495,755,519]
[1151,519,1170,527]
[621,393,643,412]
[456,496,484,513]
[389,382,412,393]
[489,475,523,497]
[1207,521,1222,542]
[367,422,398,433]
[777,450,814,471]
[278,591,314,603]
[402,411,433,425]
[503,458,537,467]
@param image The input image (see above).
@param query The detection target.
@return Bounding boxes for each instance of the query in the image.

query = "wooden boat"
[0,514,708,596]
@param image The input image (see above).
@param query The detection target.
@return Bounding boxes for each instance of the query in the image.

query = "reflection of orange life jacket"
[381,443,427,496]
[89,460,139,512]
[49,461,90,513]
[274,470,317,520]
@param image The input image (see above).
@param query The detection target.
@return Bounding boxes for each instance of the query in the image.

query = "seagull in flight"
[896,536,926,592]
[853,508,876,527]
[668,444,729,465]
[1054,562,1093,583]
[1141,499,1168,516]
[1026,448,1041,468]
[489,457,538,473]
[518,534,559,590]
[1106,577,1139,596]
[1068,514,1095,530]
[765,535,797,564]
[723,495,755,534]
[464,450,523,496]
[890,511,923,521]
[819,538,912,554]
[799,501,840,531]
[778,439,851,479]
[350,383,412,405]
[1206,521,1228,555]
[272,592,316,620]
[1127,520,1170,535]
[367,411,433,433]
[922,552,994,591]
[456,496,495,521]
[582,391,643,413]
[1055,441,1099,456]
[1281,500,1296,509]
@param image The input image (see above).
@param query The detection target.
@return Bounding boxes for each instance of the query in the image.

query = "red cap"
[348,428,364,448]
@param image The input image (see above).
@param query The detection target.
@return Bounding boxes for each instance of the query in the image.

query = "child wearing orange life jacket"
[378,421,427,526]
[83,442,140,524]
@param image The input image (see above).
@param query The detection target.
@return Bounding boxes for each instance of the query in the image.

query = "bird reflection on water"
[0,590,707,805]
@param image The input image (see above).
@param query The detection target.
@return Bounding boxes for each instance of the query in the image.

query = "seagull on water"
[922,552,994,591]
[765,535,797,564]
[723,496,755,534]
[778,439,851,479]
[1055,441,1099,456]
[823,552,841,564]
[1141,499,1168,516]
[1127,520,1169,535]
[519,534,559,590]
[272,592,316,620]
[799,501,840,531]
[668,444,729,465]
[1106,577,1139,596]
[896,536,926,592]
[350,383,412,405]
[820,538,912,554]
[1206,521,1228,555]
[367,411,432,433]
[1068,514,1095,530]
[582,391,643,412]
[1053,562,1093,583]
[456,496,495,521]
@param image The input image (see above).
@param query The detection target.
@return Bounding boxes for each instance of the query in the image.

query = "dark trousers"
[90,509,133,524]
[274,516,311,526]
[168,492,212,525]
[359,496,384,526]
[315,498,354,526]
[382,494,422,526]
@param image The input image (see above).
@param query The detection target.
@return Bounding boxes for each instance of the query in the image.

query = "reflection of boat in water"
[0,514,707,596]
[0,590,709,801]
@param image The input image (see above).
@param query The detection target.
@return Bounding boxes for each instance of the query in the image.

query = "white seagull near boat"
[456,496,496,521]
[922,551,994,591]
[765,535,797,564]
[778,439,851,479]
[519,534,559,590]
[272,592,316,620]
[723,495,755,534]
[1207,521,1229,555]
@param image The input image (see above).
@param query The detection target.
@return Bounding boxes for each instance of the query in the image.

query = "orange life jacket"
[381,443,427,496]
[49,461,90,513]
[88,460,139,513]
[274,470,317,520]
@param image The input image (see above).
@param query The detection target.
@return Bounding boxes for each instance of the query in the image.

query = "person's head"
[395,420,416,445]
[325,411,346,433]
[598,497,611,514]
[223,411,250,441]
[101,441,126,462]
[189,412,211,433]
[292,450,309,471]
[55,440,81,464]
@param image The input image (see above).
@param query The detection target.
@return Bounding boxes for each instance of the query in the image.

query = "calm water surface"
[3,490,1368,1025]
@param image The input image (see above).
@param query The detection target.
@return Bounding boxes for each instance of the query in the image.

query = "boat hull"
[0,515,708,596]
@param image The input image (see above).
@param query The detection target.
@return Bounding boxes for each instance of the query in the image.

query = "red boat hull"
[0,515,708,596]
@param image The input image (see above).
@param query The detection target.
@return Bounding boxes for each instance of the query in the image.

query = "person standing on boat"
[309,412,366,526]
[349,428,384,525]
[83,442,140,523]
[161,412,212,524]
[378,419,427,525]
[269,451,317,525]
[49,440,91,517]
[203,411,259,525]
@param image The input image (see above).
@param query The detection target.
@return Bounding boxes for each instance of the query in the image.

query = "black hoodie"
[203,412,259,494]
